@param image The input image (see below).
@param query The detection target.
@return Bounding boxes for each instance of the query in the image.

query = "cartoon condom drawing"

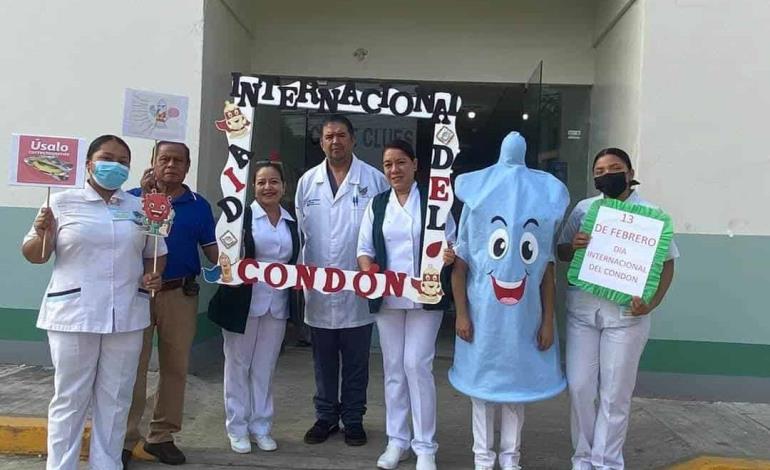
[215,101,251,138]
[448,131,570,403]
[411,265,444,303]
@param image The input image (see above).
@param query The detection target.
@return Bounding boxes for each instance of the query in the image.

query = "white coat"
[295,155,388,329]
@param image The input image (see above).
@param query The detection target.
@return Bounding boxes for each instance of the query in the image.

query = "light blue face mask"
[91,161,129,190]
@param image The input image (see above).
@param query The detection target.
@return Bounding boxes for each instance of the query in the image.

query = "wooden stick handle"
[151,236,158,298]
[41,186,51,258]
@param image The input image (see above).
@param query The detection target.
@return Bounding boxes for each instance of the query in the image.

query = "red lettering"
[429,176,451,201]
[322,267,345,293]
[353,271,378,297]
[264,263,288,288]
[294,264,318,290]
[237,258,259,284]
[223,166,246,192]
[383,270,407,297]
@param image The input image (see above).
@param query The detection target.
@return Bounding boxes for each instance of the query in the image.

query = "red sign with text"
[9,134,86,188]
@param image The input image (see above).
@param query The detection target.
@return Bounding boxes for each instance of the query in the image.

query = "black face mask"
[594,171,628,198]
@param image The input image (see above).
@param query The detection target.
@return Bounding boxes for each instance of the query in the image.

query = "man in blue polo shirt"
[123,141,218,467]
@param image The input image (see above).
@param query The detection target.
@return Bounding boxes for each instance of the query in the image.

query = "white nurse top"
[248,201,294,320]
[559,190,680,261]
[24,184,167,334]
[357,182,457,310]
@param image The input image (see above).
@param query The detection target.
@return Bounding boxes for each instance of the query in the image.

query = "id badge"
[108,205,133,221]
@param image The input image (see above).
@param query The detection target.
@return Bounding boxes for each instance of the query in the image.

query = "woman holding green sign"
[557,148,679,470]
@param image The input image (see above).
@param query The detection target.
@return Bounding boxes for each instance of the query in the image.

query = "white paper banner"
[122,88,189,142]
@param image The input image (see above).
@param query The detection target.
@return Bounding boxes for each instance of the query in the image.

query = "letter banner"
[567,198,673,306]
[204,261,441,304]
[207,74,462,304]
[212,80,257,277]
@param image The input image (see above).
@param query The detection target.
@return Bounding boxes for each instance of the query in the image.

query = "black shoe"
[295,339,311,347]
[121,449,132,468]
[143,441,186,465]
[343,423,367,446]
[303,419,339,444]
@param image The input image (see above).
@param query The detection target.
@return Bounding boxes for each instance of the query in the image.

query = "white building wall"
[0,0,205,208]
[638,0,770,236]
[588,0,645,172]
[248,0,597,85]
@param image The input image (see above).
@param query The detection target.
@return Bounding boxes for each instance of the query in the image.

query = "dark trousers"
[310,324,373,427]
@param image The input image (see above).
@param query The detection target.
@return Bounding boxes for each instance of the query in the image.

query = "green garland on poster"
[567,198,674,306]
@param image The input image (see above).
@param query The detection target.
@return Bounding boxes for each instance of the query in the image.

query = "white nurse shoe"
[251,434,278,452]
[228,435,251,454]
[416,453,437,470]
[377,444,410,469]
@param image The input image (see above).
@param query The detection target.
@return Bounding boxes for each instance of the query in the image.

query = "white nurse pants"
[222,314,286,438]
[471,398,524,469]
[566,288,651,470]
[376,308,443,455]
[46,330,143,470]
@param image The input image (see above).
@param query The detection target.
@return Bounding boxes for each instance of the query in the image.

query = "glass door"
[521,61,543,168]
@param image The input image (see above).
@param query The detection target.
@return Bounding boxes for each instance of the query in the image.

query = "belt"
[160,279,184,291]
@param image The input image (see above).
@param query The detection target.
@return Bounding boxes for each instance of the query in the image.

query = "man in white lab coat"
[295,114,389,446]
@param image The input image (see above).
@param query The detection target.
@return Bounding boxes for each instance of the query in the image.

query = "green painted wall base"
[640,339,770,377]
[2,305,768,377]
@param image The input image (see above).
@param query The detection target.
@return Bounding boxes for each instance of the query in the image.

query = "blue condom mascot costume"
[450,131,569,467]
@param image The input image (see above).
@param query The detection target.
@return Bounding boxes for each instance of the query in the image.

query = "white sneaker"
[250,434,278,451]
[416,453,437,470]
[502,466,522,470]
[228,434,251,453]
[377,445,410,469]
[474,466,494,470]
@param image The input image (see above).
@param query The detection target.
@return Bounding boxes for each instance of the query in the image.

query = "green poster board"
[567,198,674,306]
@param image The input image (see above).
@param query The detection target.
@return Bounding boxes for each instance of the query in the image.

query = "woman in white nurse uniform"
[207,162,299,454]
[21,135,165,470]
[357,139,456,470]
[557,147,678,470]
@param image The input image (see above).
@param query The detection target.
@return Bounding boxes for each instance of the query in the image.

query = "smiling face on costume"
[485,215,542,305]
